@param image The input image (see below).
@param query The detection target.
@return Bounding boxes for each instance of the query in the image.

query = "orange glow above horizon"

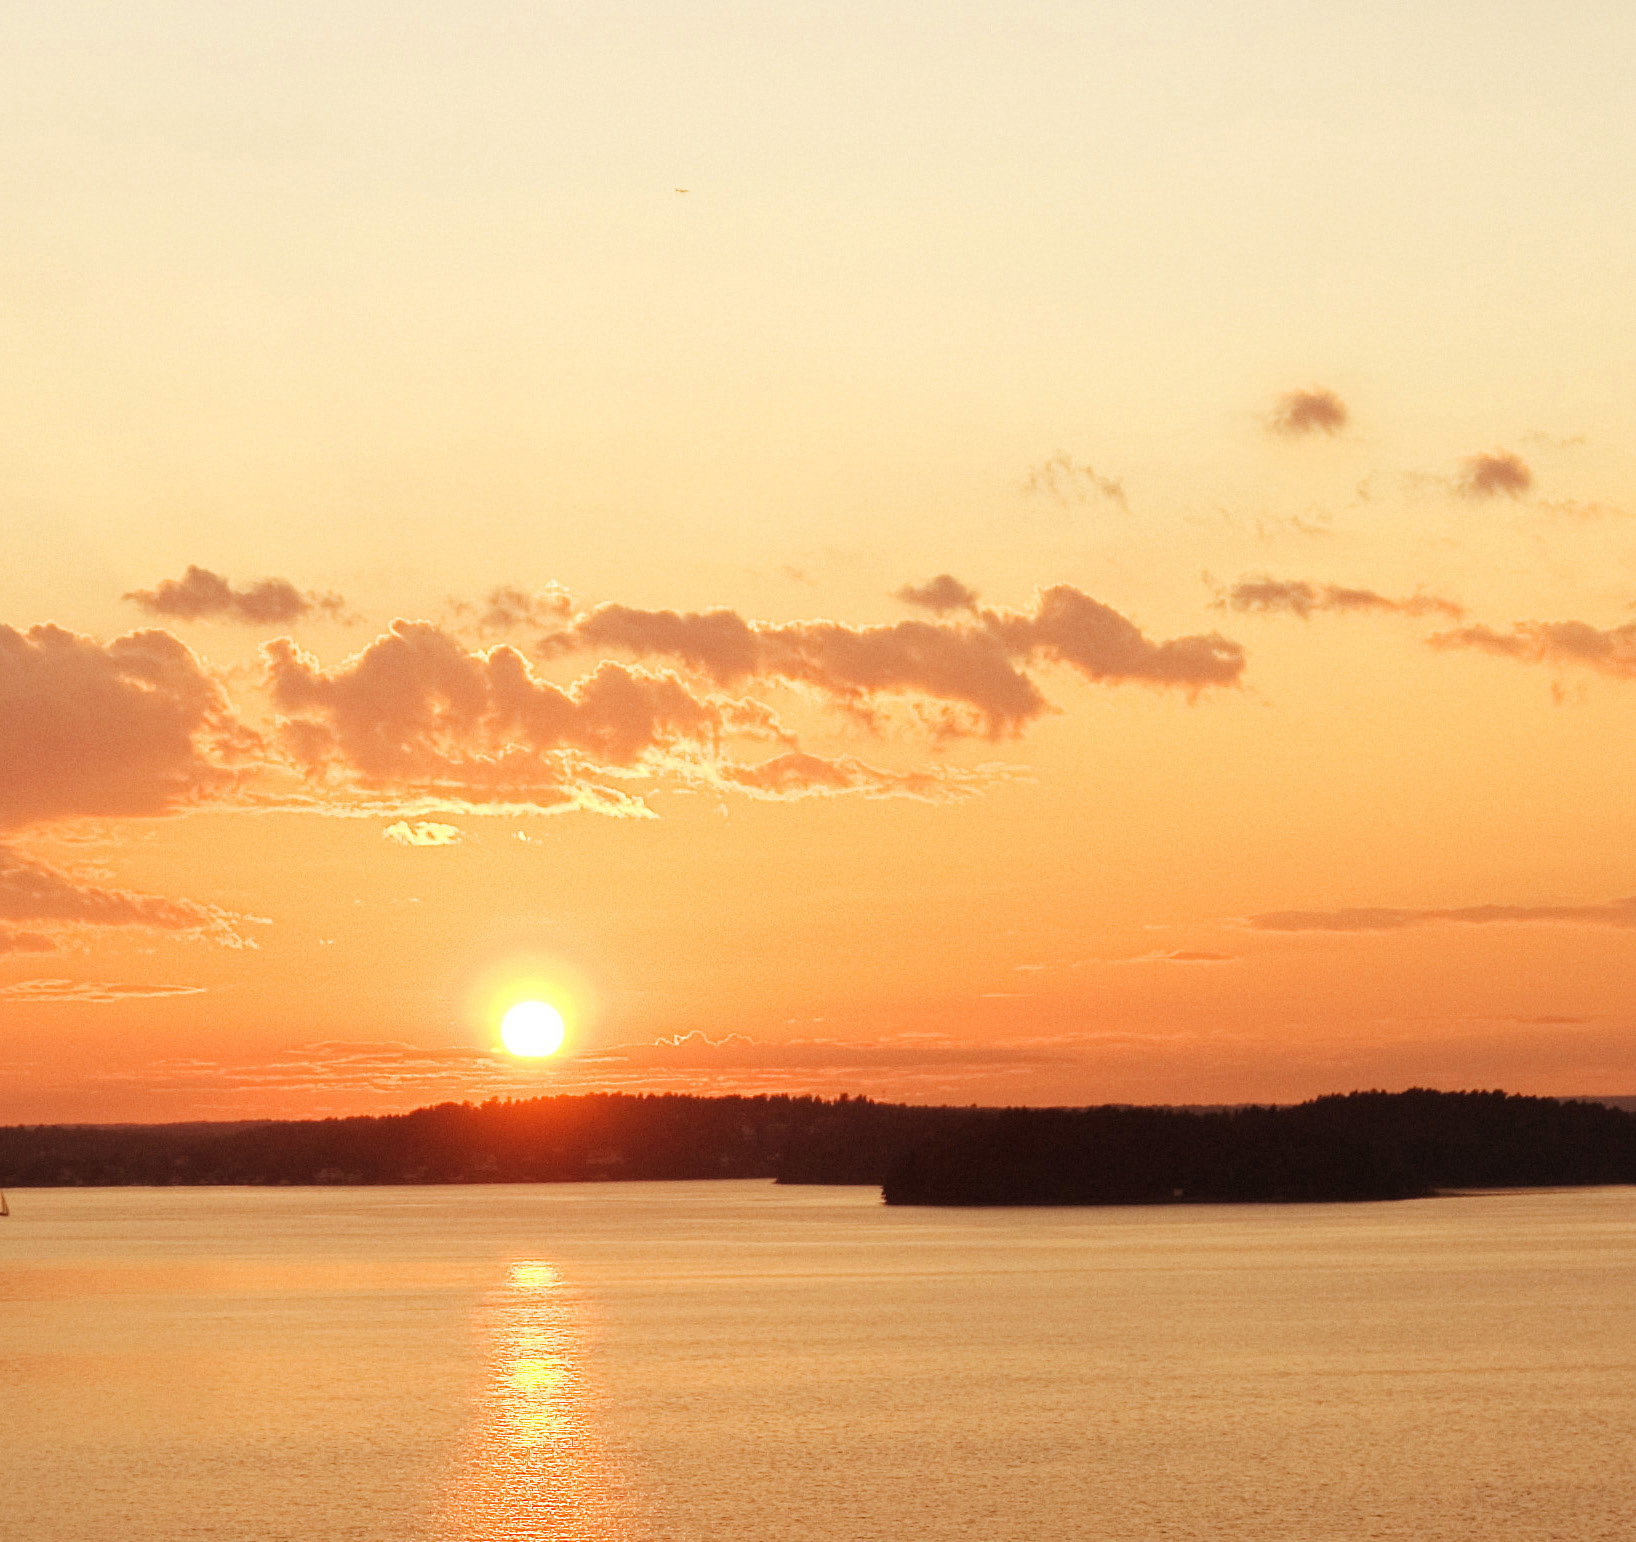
[2,2,1635,1123]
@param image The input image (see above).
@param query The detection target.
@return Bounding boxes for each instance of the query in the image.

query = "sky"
[4,0,1636,1121]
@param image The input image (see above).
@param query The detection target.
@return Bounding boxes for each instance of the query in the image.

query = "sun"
[500,1000,566,1058]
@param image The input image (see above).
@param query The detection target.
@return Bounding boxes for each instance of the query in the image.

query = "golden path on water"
[436,1261,638,1542]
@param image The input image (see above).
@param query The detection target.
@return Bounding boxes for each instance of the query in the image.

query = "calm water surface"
[2,1182,1633,1541]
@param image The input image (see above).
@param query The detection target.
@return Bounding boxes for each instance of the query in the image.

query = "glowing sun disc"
[501,1000,566,1057]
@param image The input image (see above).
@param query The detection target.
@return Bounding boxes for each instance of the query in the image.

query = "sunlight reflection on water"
[438,1261,635,1542]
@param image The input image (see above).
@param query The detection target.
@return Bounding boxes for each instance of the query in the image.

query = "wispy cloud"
[450,585,575,636]
[1427,618,1636,681]
[1220,576,1465,622]
[58,1019,1636,1120]
[79,1032,1094,1113]
[0,978,207,1003]
[383,820,465,846]
[1248,897,1636,932]
[1022,453,1128,507]
[126,566,346,626]
[0,844,256,947]
[713,751,1010,802]
[1536,498,1627,521]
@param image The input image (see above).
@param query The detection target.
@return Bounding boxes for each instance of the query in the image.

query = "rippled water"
[3,1182,1634,1541]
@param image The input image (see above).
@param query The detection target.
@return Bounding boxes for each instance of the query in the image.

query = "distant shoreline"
[4,1088,1636,1205]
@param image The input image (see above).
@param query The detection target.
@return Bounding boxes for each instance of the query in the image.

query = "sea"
[2,1181,1633,1541]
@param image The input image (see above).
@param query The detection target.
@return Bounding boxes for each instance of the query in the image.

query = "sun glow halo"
[500,1000,566,1058]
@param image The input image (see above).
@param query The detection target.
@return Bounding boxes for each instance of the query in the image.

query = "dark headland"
[4,1089,1636,1204]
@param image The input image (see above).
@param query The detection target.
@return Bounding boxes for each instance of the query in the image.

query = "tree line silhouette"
[1,1089,1633,1203]
[880,1090,1636,1204]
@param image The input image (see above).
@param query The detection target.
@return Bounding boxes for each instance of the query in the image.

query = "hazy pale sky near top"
[4,1,1635,1121]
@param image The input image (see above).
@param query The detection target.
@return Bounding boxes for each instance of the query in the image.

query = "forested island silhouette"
[5,1089,1636,1203]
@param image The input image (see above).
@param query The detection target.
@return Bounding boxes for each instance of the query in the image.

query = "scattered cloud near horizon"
[66,1031,1099,1113]
[126,566,346,626]
[1221,576,1465,621]
[1248,897,1636,932]
[1267,388,1348,437]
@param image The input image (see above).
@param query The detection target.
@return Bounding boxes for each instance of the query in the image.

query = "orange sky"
[4,2,1635,1121]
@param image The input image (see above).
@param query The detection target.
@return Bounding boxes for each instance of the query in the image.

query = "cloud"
[714,751,1006,802]
[1248,897,1636,932]
[383,820,465,846]
[1113,948,1236,964]
[1022,453,1128,507]
[0,623,254,828]
[0,978,207,1002]
[1267,388,1348,437]
[1539,499,1627,520]
[0,844,257,947]
[265,622,778,811]
[0,926,56,954]
[1456,451,1533,499]
[1426,618,1636,680]
[546,585,1244,737]
[578,1031,1073,1074]
[126,566,345,625]
[895,575,980,614]
[987,586,1245,693]
[1220,576,1465,621]
[452,585,575,636]
[262,622,1028,813]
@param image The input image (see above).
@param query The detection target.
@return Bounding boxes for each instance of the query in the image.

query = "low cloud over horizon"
[1248,897,1636,932]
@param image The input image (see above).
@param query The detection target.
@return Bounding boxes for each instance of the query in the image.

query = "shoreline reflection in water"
[439,1261,637,1542]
